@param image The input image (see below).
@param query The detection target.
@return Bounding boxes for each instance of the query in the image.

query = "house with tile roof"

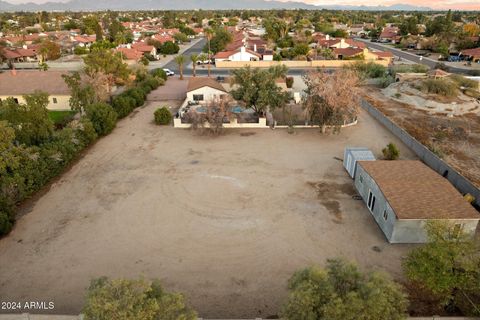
[213,46,262,63]
[353,160,479,243]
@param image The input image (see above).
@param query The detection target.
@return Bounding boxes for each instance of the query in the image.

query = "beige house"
[0,70,72,110]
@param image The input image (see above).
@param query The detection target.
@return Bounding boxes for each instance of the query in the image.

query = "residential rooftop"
[358,160,480,220]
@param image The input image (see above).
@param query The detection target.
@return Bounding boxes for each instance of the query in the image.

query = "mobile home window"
[383,210,388,221]
[52,97,58,104]
[359,175,363,183]
[367,190,376,212]
[193,94,204,101]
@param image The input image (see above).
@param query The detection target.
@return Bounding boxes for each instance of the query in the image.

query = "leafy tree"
[39,39,61,62]
[174,55,185,80]
[173,32,189,43]
[154,107,172,125]
[150,68,167,81]
[230,66,290,115]
[382,143,400,160]
[205,27,232,54]
[158,41,180,55]
[399,16,419,36]
[83,48,131,94]
[282,259,408,320]
[62,72,100,114]
[404,221,480,316]
[85,103,117,136]
[0,91,53,145]
[83,277,196,320]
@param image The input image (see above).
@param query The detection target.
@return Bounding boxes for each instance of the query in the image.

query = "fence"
[215,59,390,69]
[361,99,480,207]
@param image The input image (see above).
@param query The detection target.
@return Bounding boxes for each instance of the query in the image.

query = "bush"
[154,107,172,125]
[159,41,179,55]
[434,62,450,72]
[349,62,387,79]
[421,79,458,97]
[86,103,117,136]
[390,64,429,76]
[382,142,400,160]
[74,46,88,55]
[126,88,146,107]
[0,202,14,236]
[286,77,294,88]
[76,117,98,146]
[449,74,478,89]
[378,75,395,88]
[150,68,167,81]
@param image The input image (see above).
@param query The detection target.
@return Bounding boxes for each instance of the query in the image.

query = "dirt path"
[0,101,416,318]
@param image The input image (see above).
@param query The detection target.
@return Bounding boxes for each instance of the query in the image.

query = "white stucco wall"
[186,87,226,102]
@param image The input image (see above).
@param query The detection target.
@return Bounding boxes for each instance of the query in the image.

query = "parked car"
[163,68,175,76]
[216,76,225,82]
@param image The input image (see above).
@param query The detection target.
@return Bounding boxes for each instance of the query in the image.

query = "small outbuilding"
[343,147,376,178]
[354,160,480,243]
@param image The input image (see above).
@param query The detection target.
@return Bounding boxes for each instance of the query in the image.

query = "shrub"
[126,88,146,107]
[150,68,167,80]
[154,107,172,125]
[434,62,450,72]
[86,103,117,136]
[0,202,14,236]
[449,74,478,89]
[76,117,98,146]
[286,77,294,88]
[421,79,458,97]
[379,75,395,88]
[112,96,133,118]
[382,142,400,160]
[349,62,387,79]
[390,64,429,76]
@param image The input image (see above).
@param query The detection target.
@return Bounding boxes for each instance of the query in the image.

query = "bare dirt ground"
[0,100,416,319]
[363,85,480,189]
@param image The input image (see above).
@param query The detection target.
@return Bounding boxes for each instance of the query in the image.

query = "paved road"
[356,38,475,75]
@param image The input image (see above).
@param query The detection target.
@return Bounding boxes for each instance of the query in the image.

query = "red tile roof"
[116,47,143,60]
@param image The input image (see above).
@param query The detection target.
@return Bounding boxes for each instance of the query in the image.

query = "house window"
[193,94,204,101]
[383,210,388,221]
[359,175,363,183]
[52,97,58,104]
[367,190,376,212]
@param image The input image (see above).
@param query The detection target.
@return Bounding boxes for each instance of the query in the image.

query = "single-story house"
[0,70,71,110]
[186,77,228,102]
[214,46,262,63]
[461,47,480,62]
[353,160,480,243]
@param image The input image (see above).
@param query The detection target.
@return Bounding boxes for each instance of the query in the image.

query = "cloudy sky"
[3,0,480,10]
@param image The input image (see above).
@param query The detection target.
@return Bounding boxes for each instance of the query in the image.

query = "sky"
[3,0,480,10]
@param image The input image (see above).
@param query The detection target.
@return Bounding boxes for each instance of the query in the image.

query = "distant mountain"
[0,0,434,12]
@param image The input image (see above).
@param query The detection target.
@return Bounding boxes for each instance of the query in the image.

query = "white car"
[163,68,175,76]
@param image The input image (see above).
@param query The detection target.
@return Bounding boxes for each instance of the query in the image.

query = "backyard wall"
[361,99,480,207]
[215,60,390,69]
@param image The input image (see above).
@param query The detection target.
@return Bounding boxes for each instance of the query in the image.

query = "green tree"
[0,91,53,145]
[62,72,99,114]
[382,143,400,160]
[230,66,290,115]
[83,277,196,320]
[85,103,117,136]
[403,221,480,315]
[282,259,408,320]
[83,48,131,94]
[174,55,185,80]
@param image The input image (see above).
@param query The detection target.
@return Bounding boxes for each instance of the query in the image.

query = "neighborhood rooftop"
[0,70,71,96]
[357,160,480,220]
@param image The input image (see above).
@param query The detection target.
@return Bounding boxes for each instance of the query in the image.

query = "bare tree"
[184,97,231,135]
[303,69,360,133]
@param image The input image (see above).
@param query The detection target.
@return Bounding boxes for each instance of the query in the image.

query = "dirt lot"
[0,100,416,318]
[363,85,480,189]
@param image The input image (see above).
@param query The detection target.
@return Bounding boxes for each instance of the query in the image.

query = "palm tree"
[204,28,214,78]
[175,55,186,80]
[190,53,199,77]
